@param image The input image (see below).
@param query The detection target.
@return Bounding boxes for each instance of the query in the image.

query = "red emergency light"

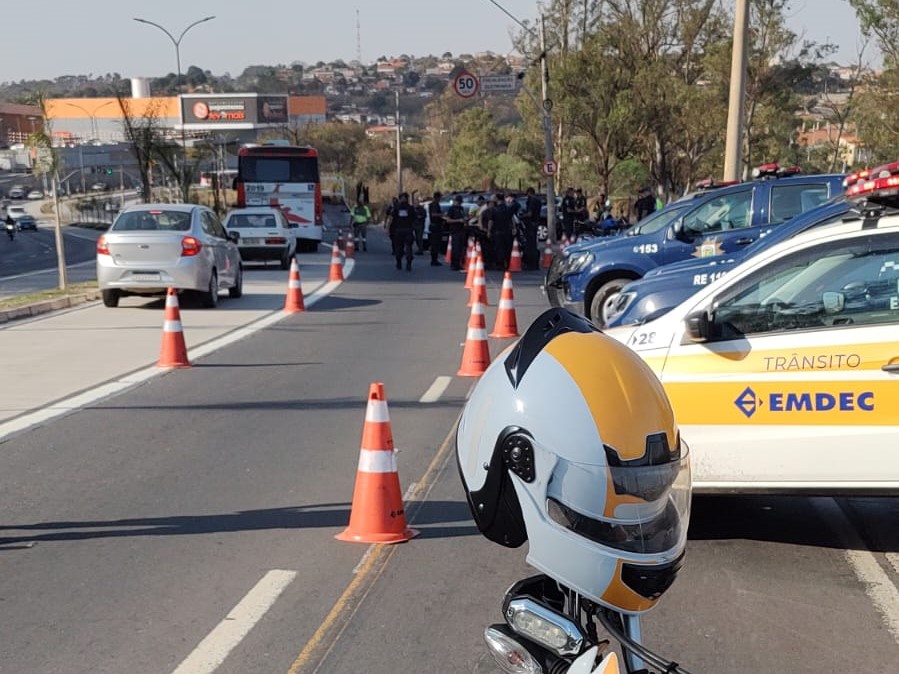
[845,159,899,199]
[695,178,741,190]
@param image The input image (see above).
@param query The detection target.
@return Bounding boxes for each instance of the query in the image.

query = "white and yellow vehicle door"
[650,229,899,491]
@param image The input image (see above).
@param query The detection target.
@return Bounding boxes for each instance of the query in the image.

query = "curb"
[0,291,101,325]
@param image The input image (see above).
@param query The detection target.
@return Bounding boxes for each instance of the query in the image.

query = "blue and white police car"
[545,164,845,326]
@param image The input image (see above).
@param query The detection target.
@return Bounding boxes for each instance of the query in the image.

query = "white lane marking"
[419,376,452,403]
[0,258,355,443]
[887,553,899,576]
[169,569,297,674]
[814,498,899,645]
[0,259,95,282]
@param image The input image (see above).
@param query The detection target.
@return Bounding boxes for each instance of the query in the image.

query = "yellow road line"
[285,414,461,674]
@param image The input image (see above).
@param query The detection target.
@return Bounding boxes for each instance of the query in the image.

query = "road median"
[0,283,100,324]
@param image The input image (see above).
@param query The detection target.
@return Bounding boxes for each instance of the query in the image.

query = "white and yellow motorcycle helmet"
[457,308,691,614]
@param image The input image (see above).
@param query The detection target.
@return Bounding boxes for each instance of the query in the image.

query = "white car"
[223,207,297,270]
[26,190,44,200]
[605,179,899,494]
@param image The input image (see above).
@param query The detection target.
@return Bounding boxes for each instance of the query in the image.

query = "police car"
[607,197,854,328]
[545,164,845,327]
[604,163,899,493]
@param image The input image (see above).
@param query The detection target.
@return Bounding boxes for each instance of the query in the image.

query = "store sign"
[181,95,288,125]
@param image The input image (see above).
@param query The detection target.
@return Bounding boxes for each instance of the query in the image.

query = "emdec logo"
[735,387,760,418]
[734,386,874,419]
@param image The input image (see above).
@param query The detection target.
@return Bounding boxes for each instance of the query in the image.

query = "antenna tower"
[356,9,362,64]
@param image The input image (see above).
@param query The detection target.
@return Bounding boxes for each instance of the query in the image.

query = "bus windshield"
[239,156,319,184]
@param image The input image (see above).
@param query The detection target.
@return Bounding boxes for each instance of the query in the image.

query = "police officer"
[412,195,427,255]
[427,191,444,266]
[523,187,541,270]
[389,192,416,271]
[348,201,372,252]
[489,191,515,271]
[445,194,468,271]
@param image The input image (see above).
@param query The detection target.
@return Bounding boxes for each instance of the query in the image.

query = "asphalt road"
[0,224,896,674]
[0,225,101,296]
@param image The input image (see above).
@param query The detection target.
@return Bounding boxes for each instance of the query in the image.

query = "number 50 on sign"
[454,71,479,98]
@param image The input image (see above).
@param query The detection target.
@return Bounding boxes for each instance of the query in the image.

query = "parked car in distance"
[26,190,44,200]
[7,186,26,200]
[96,204,243,308]
[91,182,108,192]
[6,205,28,221]
[223,207,297,269]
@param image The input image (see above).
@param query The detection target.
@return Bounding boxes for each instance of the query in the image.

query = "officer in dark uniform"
[389,192,416,271]
[523,187,542,270]
[445,194,468,271]
[427,191,444,266]
[489,191,515,271]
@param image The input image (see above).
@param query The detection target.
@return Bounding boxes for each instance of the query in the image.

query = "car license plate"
[242,238,261,244]
[132,273,161,282]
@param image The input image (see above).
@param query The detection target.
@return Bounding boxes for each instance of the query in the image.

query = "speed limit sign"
[453,70,479,99]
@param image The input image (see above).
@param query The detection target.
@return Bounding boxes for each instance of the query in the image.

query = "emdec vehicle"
[234,142,323,252]
[545,164,845,326]
[605,161,899,493]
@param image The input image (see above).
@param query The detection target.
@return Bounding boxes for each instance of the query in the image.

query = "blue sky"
[1,0,869,83]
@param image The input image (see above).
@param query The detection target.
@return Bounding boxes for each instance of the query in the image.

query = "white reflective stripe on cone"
[365,400,390,423]
[498,299,514,309]
[466,328,488,340]
[357,448,398,473]
[163,320,182,332]
[166,295,179,308]
[289,279,301,288]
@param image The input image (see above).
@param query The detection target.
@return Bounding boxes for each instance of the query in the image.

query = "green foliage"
[445,107,503,190]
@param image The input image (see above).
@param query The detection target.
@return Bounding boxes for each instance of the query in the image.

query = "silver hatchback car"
[97,204,243,308]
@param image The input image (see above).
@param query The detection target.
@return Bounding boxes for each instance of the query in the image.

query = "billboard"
[181,95,288,126]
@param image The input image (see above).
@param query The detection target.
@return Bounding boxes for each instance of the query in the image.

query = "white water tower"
[130,77,151,99]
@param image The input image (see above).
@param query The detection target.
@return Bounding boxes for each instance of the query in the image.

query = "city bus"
[235,143,323,251]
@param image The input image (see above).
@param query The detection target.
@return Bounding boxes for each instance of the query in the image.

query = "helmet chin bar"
[483,574,691,674]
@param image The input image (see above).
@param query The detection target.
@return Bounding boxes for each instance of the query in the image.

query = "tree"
[445,107,503,190]
[116,92,162,204]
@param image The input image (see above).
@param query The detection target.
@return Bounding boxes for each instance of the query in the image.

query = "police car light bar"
[695,178,740,190]
[752,162,780,178]
[846,159,899,198]
[843,168,871,188]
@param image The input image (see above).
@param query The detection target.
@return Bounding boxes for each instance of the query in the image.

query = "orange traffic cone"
[458,301,491,377]
[542,243,554,269]
[328,241,345,281]
[468,253,489,307]
[444,233,453,265]
[157,288,190,368]
[336,383,419,544]
[284,258,305,313]
[509,238,523,272]
[464,243,477,289]
[490,272,520,338]
[346,232,356,258]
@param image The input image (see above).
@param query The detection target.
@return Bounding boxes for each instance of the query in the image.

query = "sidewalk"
[0,254,341,429]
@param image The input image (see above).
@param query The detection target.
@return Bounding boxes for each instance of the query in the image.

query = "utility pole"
[723,0,749,182]
[52,169,68,289]
[395,89,403,195]
[540,14,556,246]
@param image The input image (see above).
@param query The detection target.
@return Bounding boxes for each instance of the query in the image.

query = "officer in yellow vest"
[349,202,372,252]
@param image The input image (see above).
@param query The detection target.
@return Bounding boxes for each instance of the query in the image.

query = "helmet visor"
[546,450,691,555]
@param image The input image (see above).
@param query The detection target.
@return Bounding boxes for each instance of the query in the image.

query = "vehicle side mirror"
[685,309,712,342]
[822,291,845,314]
[231,177,238,190]
[673,219,694,243]
[228,231,240,243]
[288,222,298,228]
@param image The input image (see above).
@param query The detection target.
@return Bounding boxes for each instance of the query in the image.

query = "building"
[0,102,44,147]
[45,93,327,145]
[796,122,866,168]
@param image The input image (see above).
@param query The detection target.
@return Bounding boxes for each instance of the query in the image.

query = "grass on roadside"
[0,281,99,311]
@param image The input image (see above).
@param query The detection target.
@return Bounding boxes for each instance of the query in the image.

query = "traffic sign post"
[479,74,519,93]
[541,159,558,177]
[453,70,480,99]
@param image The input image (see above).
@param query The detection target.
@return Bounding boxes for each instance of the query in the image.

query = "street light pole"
[395,88,403,196]
[539,15,556,246]
[723,0,749,182]
[134,15,216,202]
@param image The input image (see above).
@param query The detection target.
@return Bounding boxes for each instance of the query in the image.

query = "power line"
[484,0,537,36]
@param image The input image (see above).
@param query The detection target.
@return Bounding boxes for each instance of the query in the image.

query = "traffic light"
[106,168,113,175]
